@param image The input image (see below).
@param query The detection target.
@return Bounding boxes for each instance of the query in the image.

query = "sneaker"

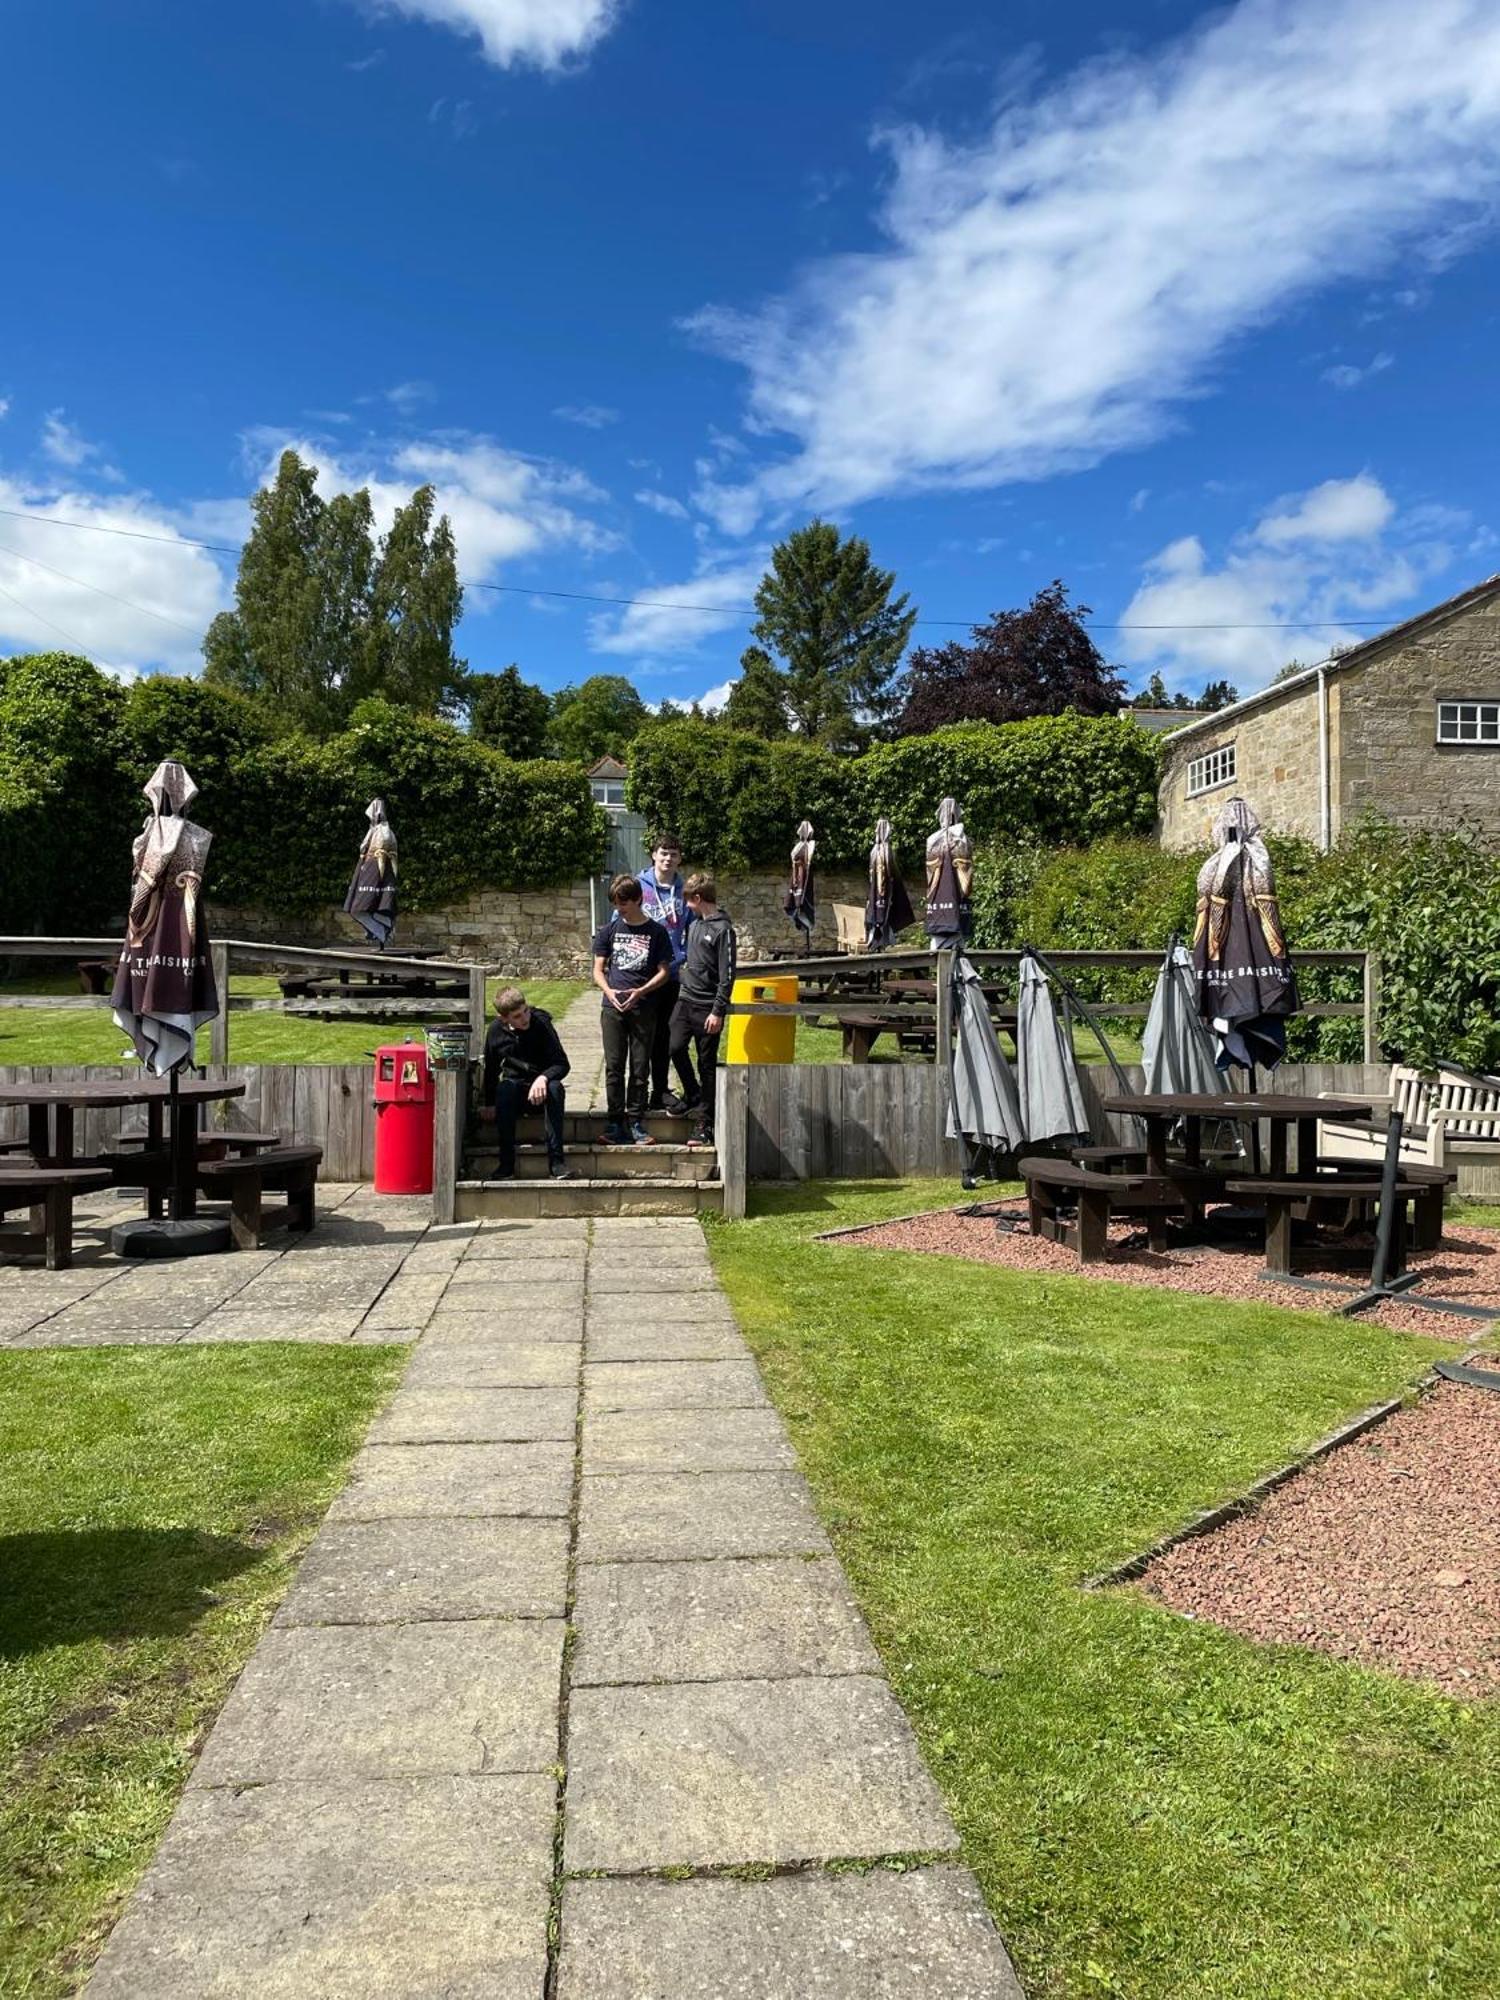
[548,1160,576,1181]
[489,1166,516,1182]
[663,1093,692,1120]
[686,1126,714,1150]
[629,1122,657,1147]
[601,1124,631,1147]
[645,1095,668,1113]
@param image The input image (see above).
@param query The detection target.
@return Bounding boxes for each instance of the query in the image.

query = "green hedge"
[970,824,1500,1071]
[0,658,607,931]
[626,714,1162,867]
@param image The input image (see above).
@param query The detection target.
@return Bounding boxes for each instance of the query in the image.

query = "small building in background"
[586,754,629,814]
[1156,572,1500,850]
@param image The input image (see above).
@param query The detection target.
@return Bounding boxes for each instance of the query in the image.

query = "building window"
[1437,699,1500,745]
[1186,742,1237,797]
[590,780,627,807]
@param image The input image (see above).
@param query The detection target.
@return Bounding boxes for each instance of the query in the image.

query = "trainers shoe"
[489,1166,516,1181]
[686,1126,713,1150]
[601,1124,631,1147]
[645,1095,668,1113]
[629,1122,657,1147]
[663,1093,692,1119]
[549,1160,576,1181]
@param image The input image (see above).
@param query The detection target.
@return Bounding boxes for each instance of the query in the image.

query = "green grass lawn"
[0,974,588,1067]
[705,1182,1498,2000]
[0,1341,405,1996]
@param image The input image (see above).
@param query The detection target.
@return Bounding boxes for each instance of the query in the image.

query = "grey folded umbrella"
[1016,951,1090,1145]
[945,954,1025,1154]
[1143,941,1224,1097]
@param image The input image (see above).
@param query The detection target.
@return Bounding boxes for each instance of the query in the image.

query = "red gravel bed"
[1140,1369,1500,1696]
[836,1201,1500,1340]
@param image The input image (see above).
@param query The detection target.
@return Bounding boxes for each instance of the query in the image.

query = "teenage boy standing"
[593,873,673,1145]
[637,833,694,1112]
[668,872,737,1149]
[480,987,573,1180]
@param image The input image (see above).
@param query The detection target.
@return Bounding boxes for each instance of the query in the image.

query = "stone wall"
[1156,678,1323,849]
[209,868,884,976]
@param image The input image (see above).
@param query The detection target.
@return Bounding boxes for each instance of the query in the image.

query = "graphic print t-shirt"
[593,916,672,996]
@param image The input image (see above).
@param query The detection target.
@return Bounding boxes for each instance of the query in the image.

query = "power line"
[0,502,1400,634]
[0,579,93,653]
[0,540,204,637]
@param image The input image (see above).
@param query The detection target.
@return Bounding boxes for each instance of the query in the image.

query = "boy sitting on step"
[480,987,574,1181]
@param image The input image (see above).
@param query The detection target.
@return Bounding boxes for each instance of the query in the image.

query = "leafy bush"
[628,712,1162,868]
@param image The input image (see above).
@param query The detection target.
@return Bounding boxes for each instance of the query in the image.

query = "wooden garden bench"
[197,1145,322,1251]
[1225,1174,1432,1277]
[1018,1156,1189,1262]
[1318,1063,1500,1172]
[0,1165,112,1269]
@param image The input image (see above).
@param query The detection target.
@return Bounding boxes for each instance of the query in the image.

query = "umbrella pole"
[1247,1060,1263,1176]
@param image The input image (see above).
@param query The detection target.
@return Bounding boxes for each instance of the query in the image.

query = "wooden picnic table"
[1100,1091,1375,1181]
[0,1076,246,1221]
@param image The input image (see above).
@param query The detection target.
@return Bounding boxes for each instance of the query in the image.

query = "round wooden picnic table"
[0,1077,246,1220]
[1101,1091,1374,1179]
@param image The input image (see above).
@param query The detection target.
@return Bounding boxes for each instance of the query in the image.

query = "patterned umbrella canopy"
[924,797,973,943]
[784,819,816,938]
[110,760,218,1076]
[865,817,915,950]
[344,797,398,949]
[1191,797,1300,1070]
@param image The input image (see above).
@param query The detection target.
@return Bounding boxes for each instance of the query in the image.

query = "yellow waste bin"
[724,974,798,1065]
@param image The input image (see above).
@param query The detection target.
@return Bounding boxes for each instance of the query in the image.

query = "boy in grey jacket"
[668,872,737,1147]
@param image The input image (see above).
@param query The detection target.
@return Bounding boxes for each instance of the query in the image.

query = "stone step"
[456,1177,724,1220]
[463,1144,718,1183]
[470,1110,695,1146]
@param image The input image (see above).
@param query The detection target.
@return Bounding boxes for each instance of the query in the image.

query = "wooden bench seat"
[1225,1174,1433,1276]
[197,1145,322,1250]
[1018,1156,1189,1262]
[1069,1145,1149,1172]
[0,1165,112,1269]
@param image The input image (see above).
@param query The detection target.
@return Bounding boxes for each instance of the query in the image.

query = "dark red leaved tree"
[896,581,1126,735]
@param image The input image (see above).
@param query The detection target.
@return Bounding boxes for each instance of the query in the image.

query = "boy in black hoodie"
[480,987,573,1179]
[668,872,737,1147]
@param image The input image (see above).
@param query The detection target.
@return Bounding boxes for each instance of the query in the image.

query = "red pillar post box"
[373,1042,435,1195]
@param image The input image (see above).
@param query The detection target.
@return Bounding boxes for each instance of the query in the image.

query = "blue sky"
[3,0,1499,706]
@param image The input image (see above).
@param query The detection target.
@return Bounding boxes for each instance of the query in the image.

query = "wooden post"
[468,966,488,1063]
[1363,951,1382,1064]
[933,948,954,1166]
[210,942,230,1065]
[433,1066,465,1226]
[717,1066,749,1220]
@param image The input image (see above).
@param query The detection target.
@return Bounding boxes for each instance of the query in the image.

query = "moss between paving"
[705,1180,1500,2000]
[0,1340,405,1998]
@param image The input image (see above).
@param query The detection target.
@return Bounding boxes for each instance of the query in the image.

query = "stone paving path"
[556,986,607,1111]
[67,1207,1022,1996]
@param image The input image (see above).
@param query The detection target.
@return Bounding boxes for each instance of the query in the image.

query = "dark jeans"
[649,976,696,1103]
[669,996,721,1134]
[601,997,657,1122]
[494,1075,565,1170]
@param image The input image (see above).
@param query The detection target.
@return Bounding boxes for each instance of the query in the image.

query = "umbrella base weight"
[111,1216,232,1259]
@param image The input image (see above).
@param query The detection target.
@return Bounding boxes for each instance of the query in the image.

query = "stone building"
[1157,572,1500,849]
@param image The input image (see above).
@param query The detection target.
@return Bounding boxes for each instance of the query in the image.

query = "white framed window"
[590,780,627,807]
[1186,742,1237,797]
[1437,699,1500,745]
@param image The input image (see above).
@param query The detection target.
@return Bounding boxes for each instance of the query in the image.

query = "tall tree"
[749,520,914,744]
[363,486,466,715]
[466,664,551,759]
[1132,671,1172,708]
[896,581,1125,735]
[204,450,332,729]
[722,646,790,738]
[547,674,649,764]
[1199,678,1239,711]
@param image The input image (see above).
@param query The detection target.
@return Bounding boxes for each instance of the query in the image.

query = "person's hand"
[479,1105,496,1123]
[619,989,638,1010]
[611,989,631,1012]
[706,1013,722,1034]
[527,1076,548,1106]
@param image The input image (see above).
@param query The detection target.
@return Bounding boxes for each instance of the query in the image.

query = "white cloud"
[358,0,619,71]
[1128,488,1150,515]
[384,380,435,413]
[691,0,1500,526]
[0,398,10,421]
[589,557,763,659]
[41,410,117,476]
[554,403,620,429]
[695,679,734,712]
[634,489,690,522]
[0,476,227,670]
[1322,351,1394,390]
[1117,473,1460,689]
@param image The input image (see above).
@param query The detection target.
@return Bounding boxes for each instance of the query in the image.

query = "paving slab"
[0,1306,65,1338]
[186,1307,366,1342]
[329,1442,573,1520]
[585,1297,736,1332]
[8,1323,186,1348]
[403,1340,580,1389]
[573,1557,878,1685]
[566,1675,957,1870]
[90,1774,555,2000]
[589,1266,719,1293]
[583,1320,743,1361]
[391,1243,469,1273]
[557,1867,1024,2000]
[193,1618,564,1784]
[578,1471,830,1564]
[584,1359,767,1412]
[276,1516,569,1624]
[441,1280,585,1313]
[583,1407,794,1475]
[369,1386,578,1443]
[359,1280,448,1332]
[422,1309,584,1345]
[452,1257,586,1285]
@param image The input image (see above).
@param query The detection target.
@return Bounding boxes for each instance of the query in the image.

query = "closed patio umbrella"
[864,817,915,950]
[785,819,816,946]
[1016,949,1090,1146]
[344,797,398,949]
[1190,798,1299,1072]
[946,952,1024,1185]
[924,797,973,944]
[110,759,229,1257]
[1143,939,1227,1096]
